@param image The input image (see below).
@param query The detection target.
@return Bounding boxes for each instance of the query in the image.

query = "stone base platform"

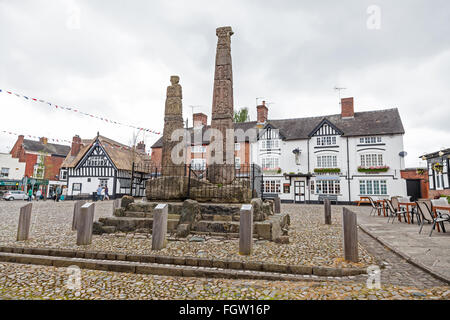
[93,197,290,242]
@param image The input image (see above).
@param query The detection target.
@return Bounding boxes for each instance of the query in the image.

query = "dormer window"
[260,127,280,150]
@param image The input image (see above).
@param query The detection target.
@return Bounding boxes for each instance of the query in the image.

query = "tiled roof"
[22,139,71,157]
[151,108,405,148]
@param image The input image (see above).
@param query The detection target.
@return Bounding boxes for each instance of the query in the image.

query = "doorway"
[406,179,421,201]
[294,181,305,203]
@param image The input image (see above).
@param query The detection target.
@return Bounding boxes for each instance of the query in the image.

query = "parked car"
[2,190,27,201]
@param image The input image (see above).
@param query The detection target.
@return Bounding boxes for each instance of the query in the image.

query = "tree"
[234,107,250,123]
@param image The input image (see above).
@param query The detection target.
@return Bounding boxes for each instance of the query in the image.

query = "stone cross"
[342,207,358,262]
[208,26,235,184]
[239,204,253,255]
[152,204,168,250]
[72,200,86,231]
[161,75,185,176]
[77,202,95,245]
[17,203,32,241]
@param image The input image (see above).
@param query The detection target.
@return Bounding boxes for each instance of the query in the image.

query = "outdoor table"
[398,202,417,224]
[357,196,371,206]
[432,205,450,233]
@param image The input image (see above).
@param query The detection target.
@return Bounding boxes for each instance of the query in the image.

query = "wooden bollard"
[77,203,95,245]
[324,198,331,225]
[152,204,168,250]
[342,207,358,262]
[17,203,32,241]
[239,204,253,255]
[72,200,86,231]
[274,196,281,214]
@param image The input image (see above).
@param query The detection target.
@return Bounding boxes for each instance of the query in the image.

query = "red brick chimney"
[193,113,207,127]
[257,101,268,124]
[71,135,81,156]
[137,141,146,153]
[39,137,48,144]
[341,97,354,118]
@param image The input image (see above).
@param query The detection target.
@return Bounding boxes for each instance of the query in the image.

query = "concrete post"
[324,198,331,225]
[239,204,253,255]
[152,204,168,250]
[77,202,95,245]
[342,207,358,262]
[274,196,281,214]
[112,198,121,215]
[72,200,86,231]
[17,203,32,241]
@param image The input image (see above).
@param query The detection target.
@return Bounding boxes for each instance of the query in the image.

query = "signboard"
[0,180,21,186]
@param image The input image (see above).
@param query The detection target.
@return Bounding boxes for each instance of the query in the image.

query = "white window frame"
[263,179,281,193]
[235,157,241,169]
[60,169,67,181]
[313,180,341,195]
[359,136,382,144]
[360,153,384,167]
[234,143,240,151]
[261,157,280,169]
[316,155,338,168]
[192,145,206,154]
[191,158,206,170]
[0,167,9,178]
[359,180,388,195]
[317,136,337,146]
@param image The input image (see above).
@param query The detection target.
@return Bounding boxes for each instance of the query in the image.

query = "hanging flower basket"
[416,168,425,175]
[433,163,444,173]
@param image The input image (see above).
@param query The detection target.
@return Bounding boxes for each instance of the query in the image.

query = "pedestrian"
[104,185,110,200]
[61,186,67,201]
[101,187,105,201]
[36,189,41,202]
[27,188,32,202]
[97,185,103,201]
[56,186,61,202]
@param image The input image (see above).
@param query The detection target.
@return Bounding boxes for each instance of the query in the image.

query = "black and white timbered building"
[60,135,150,199]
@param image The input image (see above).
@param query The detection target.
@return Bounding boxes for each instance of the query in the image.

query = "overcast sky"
[1,0,449,167]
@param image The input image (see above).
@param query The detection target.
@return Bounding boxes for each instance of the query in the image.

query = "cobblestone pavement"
[0,262,448,300]
[0,200,448,300]
[0,200,376,268]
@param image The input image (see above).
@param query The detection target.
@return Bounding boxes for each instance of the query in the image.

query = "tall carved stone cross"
[209,26,235,184]
[161,75,185,176]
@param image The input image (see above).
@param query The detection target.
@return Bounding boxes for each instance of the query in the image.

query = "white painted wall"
[67,176,114,196]
[0,153,25,180]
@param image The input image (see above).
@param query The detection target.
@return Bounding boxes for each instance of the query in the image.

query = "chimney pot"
[341,97,355,118]
[40,137,48,145]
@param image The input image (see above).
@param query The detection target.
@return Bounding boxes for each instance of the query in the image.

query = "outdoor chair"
[416,200,450,236]
[368,197,383,216]
[386,199,407,224]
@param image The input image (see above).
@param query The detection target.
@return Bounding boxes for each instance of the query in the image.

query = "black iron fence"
[130,163,263,202]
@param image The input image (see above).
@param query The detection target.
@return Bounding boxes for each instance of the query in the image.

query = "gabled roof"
[422,148,450,159]
[22,139,71,157]
[62,135,149,171]
[151,108,405,148]
[308,118,344,137]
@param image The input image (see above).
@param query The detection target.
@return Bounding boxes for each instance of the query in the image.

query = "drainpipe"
[346,137,351,203]
[307,139,310,202]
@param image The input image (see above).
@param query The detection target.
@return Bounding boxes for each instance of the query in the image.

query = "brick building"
[421,148,450,198]
[400,168,429,201]
[10,135,71,196]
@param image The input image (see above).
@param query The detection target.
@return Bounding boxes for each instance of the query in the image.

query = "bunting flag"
[0,88,161,135]
[0,130,149,153]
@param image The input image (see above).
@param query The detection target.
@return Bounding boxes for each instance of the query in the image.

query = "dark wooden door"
[406,179,421,201]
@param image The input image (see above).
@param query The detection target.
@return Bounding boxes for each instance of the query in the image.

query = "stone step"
[122,211,181,219]
[0,252,361,282]
[98,217,179,232]
[194,220,240,233]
